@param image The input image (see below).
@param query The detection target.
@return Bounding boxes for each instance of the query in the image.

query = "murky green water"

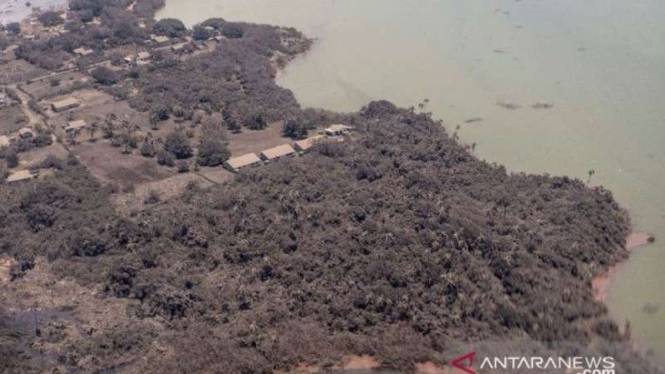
[158,0,665,364]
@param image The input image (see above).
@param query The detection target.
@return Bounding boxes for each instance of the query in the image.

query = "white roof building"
[51,97,80,112]
[0,135,10,148]
[294,135,325,153]
[73,47,94,56]
[65,120,88,133]
[151,35,170,44]
[6,170,36,184]
[224,153,262,172]
[260,144,297,162]
[137,51,151,60]
[324,124,354,136]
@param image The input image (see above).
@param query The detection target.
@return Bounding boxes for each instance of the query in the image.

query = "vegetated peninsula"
[0,1,661,374]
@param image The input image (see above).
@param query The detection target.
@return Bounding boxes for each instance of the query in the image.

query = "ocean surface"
[0,0,66,24]
[159,0,665,366]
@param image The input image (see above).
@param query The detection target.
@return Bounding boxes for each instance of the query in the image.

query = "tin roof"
[6,170,35,183]
[66,120,87,130]
[260,144,297,160]
[225,153,262,170]
[52,97,79,109]
[294,135,325,151]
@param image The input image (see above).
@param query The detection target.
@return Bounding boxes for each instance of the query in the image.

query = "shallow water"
[158,0,665,365]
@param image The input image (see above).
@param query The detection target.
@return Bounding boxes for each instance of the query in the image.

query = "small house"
[0,135,10,148]
[51,97,80,112]
[18,127,33,139]
[137,51,151,61]
[324,124,353,137]
[294,135,325,153]
[224,153,263,172]
[65,120,88,133]
[260,144,297,162]
[6,170,36,184]
[171,43,187,52]
[73,47,94,57]
[124,54,135,63]
[151,35,170,45]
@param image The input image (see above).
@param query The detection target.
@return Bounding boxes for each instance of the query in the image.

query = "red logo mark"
[451,351,476,374]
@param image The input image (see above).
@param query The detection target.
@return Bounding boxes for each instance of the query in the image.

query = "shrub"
[91,66,118,85]
[38,11,65,27]
[145,189,161,204]
[150,104,170,122]
[4,149,18,168]
[164,131,193,159]
[6,22,20,35]
[246,112,267,131]
[156,150,175,166]
[140,140,156,158]
[176,160,189,173]
[153,18,186,38]
[197,138,230,167]
[192,26,211,41]
[221,23,244,39]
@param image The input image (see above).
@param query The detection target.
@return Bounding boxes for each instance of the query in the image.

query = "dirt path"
[11,84,45,127]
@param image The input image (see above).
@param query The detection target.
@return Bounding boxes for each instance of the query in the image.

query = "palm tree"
[587,169,595,184]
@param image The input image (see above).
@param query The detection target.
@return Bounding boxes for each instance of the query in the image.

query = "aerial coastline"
[0,1,662,373]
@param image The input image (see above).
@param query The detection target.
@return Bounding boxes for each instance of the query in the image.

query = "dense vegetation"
[1,103,660,373]
[128,22,311,126]
[0,1,661,373]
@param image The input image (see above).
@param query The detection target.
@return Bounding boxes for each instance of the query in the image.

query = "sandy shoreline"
[592,232,654,303]
[280,355,452,374]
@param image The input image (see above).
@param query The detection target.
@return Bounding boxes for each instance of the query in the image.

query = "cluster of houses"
[223,124,353,172]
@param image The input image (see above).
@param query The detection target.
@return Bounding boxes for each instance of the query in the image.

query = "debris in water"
[464,117,484,124]
[497,101,521,110]
[532,102,554,110]
[643,303,660,315]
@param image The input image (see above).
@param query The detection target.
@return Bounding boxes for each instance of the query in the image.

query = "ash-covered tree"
[225,116,242,133]
[4,149,18,168]
[6,22,20,35]
[91,66,118,85]
[221,23,244,39]
[200,18,226,30]
[245,111,267,131]
[197,138,230,167]
[156,149,175,166]
[153,18,186,38]
[38,11,65,27]
[282,118,308,139]
[192,26,212,41]
[164,130,193,159]
[150,104,170,123]
[140,139,156,158]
